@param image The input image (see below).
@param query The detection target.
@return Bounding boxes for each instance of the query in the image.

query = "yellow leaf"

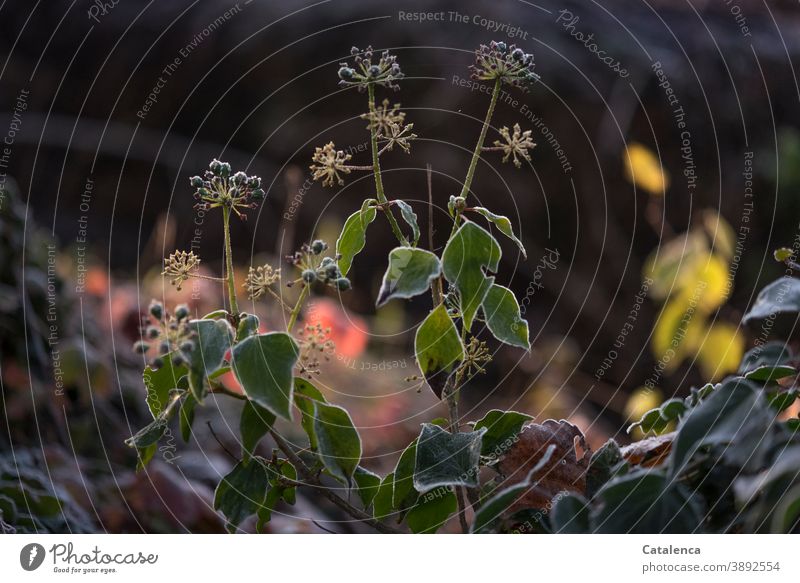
[652,297,707,372]
[643,231,708,301]
[696,322,745,381]
[701,210,736,261]
[624,143,670,196]
[682,254,731,313]
[624,386,663,421]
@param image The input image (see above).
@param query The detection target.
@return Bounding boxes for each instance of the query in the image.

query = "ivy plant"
[127,41,541,534]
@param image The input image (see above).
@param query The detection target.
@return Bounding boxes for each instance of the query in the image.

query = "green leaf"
[413,424,485,491]
[214,460,269,532]
[232,332,299,420]
[294,377,326,450]
[377,247,441,307]
[313,401,362,485]
[671,377,772,474]
[628,398,687,434]
[550,493,591,533]
[142,356,187,419]
[742,277,800,323]
[392,440,419,511]
[744,365,797,383]
[186,319,234,401]
[738,341,793,374]
[236,313,260,342]
[586,439,626,497]
[481,284,530,349]
[470,206,526,258]
[590,470,704,533]
[336,200,378,276]
[414,303,464,399]
[406,488,457,533]
[240,400,276,462]
[372,473,395,520]
[279,461,298,505]
[768,389,799,412]
[125,418,167,449]
[394,200,420,245]
[179,392,197,442]
[442,220,501,331]
[470,444,556,533]
[473,409,532,458]
[354,467,381,509]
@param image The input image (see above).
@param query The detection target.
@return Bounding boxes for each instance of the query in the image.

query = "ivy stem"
[222,206,240,316]
[367,83,408,246]
[458,78,501,201]
[269,429,401,534]
[287,284,310,332]
[443,371,470,533]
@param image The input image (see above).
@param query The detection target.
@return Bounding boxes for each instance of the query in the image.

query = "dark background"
[1,0,800,532]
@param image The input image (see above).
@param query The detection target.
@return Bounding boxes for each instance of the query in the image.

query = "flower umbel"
[133,301,196,369]
[189,159,264,220]
[459,337,492,380]
[162,250,200,290]
[493,123,536,168]
[470,41,538,89]
[285,240,351,291]
[244,264,281,300]
[310,142,353,187]
[296,322,336,378]
[361,99,406,134]
[377,122,417,154]
[338,46,404,92]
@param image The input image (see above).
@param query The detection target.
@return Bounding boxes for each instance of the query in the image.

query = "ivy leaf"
[406,488,457,533]
[745,365,797,383]
[586,440,626,498]
[628,398,687,435]
[738,341,793,374]
[179,393,197,443]
[392,440,418,511]
[377,247,441,307]
[240,400,276,462]
[394,200,420,245]
[186,319,234,402]
[336,200,378,276]
[742,277,800,323]
[294,377,326,450]
[232,332,299,420]
[470,445,556,533]
[550,493,591,533]
[481,284,530,349]
[354,467,382,509]
[214,459,269,532]
[414,303,464,399]
[313,401,362,486]
[670,377,772,474]
[590,470,703,533]
[768,389,799,412]
[442,220,501,332]
[472,409,532,458]
[125,418,167,450]
[142,356,187,419]
[413,424,485,492]
[469,207,526,258]
[372,473,395,520]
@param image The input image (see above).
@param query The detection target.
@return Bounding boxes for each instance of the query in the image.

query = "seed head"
[470,41,538,89]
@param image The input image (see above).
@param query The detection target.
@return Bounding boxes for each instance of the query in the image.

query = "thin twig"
[269,429,401,534]
[206,421,238,461]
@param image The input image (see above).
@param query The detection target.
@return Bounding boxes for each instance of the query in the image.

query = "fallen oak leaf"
[496,419,590,512]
